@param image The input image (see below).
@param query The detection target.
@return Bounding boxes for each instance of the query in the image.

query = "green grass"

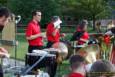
[10,35,28,60]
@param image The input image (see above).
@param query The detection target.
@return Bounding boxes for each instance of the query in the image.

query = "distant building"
[108,0,115,19]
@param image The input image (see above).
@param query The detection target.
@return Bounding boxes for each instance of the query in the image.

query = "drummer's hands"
[0,47,10,58]
[0,47,8,53]
[61,33,66,37]
[40,33,46,39]
[3,53,10,58]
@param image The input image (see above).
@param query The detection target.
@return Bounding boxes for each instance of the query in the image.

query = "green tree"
[0,0,7,7]
[60,0,110,30]
[8,0,41,24]
[39,0,61,27]
[7,0,61,27]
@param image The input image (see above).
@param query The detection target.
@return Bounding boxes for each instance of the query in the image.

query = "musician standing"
[26,10,44,53]
[0,7,10,77]
[46,16,63,77]
[46,16,63,48]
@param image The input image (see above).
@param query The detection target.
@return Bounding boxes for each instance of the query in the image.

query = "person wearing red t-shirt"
[46,16,63,77]
[71,20,89,45]
[71,20,89,52]
[26,10,44,53]
[77,20,89,45]
[46,16,63,48]
[68,55,86,77]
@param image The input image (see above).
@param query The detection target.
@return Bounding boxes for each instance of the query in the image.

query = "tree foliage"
[0,0,113,29]
[59,0,111,29]
[7,0,61,27]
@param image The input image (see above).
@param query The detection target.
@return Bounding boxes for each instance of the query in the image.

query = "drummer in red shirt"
[46,16,64,48]
[76,20,89,45]
[46,16,64,77]
[26,10,44,53]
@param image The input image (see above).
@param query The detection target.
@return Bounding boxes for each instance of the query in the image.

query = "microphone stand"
[14,15,21,67]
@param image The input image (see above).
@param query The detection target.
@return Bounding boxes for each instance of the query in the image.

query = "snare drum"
[25,53,56,70]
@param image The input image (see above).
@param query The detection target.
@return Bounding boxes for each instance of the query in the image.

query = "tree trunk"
[92,15,96,30]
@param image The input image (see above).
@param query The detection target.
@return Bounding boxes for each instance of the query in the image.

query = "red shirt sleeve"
[26,23,33,37]
[47,23,55,36]
[46,23,60,42]
[78,32,89,45]
[81,32,89,40]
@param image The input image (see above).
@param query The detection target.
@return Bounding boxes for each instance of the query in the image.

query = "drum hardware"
[22,52,48,75]
[24,51,56,76]
[71,41,87,55]
[3,51,53,77]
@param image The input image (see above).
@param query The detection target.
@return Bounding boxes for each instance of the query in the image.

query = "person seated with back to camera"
[89,60,115,77]
[63,55,86,77]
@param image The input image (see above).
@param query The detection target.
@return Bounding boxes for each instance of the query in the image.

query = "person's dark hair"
[89,60,115,77]
[51,16,59,22]
[78,20,88,31]
[0,7,10,18]
[32,10,41,16]
[69,55,85,69]
[79,23,85,31]
[80,20,88,25]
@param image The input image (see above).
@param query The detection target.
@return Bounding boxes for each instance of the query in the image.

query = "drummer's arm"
[0,47,9,58]
[79,33,89,43]
[26,24,45,40]
[79,38,88,43]
[52,28,59,36]
[26,33,43,40]
[0,47,8,53]
[47,24,58,37]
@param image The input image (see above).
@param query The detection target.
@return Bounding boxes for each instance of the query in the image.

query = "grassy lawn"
[10,35,28,61]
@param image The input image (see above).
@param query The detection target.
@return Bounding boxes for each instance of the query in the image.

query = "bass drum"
[60,40,73,59]
[52,42,68,63]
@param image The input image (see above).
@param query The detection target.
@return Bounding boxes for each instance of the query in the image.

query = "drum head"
[52,42,68,59]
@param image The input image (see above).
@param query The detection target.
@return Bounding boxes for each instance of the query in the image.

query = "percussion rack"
[22,53,48,75]
[20,52,56,76]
